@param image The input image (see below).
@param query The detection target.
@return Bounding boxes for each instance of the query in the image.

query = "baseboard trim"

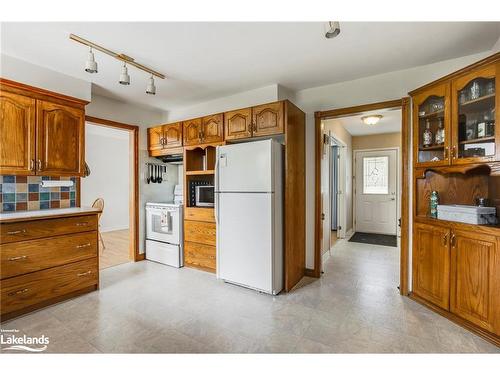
[305,268,320,278]
[409,293,500,347]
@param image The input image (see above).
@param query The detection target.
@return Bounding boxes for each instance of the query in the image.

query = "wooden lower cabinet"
[450,229,500,335]
[184,241,216,272]
[0,212,99,321]
[412,220,500,339]
[184,217,216,272]
[412,223,450,310]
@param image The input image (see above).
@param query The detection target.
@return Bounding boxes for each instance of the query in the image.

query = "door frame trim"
[84,116,141,262]
[353,147,400,235]
[314,98,410,295]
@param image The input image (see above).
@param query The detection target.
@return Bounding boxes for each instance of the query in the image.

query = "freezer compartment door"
[217,192,275,293]
[217,140,273,192]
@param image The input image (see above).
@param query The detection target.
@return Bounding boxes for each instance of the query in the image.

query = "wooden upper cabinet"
[450,230,500,335]
[148,126,164,151]
[183,118,202,146]
[224,107,252,140]
[252,101,284,137]
[36,100,84,176]
[451,63,498,165]
[0,91,36,175]
[413,83,451,168]
[412,222,451,310]
[201,114,223,144]
[163,122,183,148]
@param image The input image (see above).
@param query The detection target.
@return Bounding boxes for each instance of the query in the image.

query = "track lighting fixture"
[146,75,156,95]
[84,47,98,73]
[70,33,165,94]
[119,63,130,85]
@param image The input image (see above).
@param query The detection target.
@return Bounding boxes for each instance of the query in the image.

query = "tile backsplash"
[0,175,77,212]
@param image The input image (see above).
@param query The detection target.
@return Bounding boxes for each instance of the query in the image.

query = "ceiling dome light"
[119,63,130,85]
[325,21,341,39]
[84,47,98,73]
[146,75,156,95]
[361,115,383,125]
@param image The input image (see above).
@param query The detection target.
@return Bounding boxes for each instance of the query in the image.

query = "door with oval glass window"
[355,149,397,235]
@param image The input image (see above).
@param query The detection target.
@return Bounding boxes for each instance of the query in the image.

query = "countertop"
[0,207,101,223]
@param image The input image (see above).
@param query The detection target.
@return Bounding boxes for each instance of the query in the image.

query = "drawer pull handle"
[76,243,91,249]
[8,255,28,261]
[8,288,29,296]
[76,222,89,227]
[7,229,27,235]
[77,270,92,277]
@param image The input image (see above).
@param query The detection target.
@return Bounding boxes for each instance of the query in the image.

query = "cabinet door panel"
[412,83,451,168]
[148,126,164,151]
[164,122,183,148]
[224,108,252,140]
[202,114,223,143]
[450,230,500,334]
[412,222,450,309]
[451,63,498,165]
[183,118,202,146]
[36,100,84,176]
[252,101,284,137]
[0,91,36,175]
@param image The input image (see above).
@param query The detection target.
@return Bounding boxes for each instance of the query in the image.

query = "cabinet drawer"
[184,241,216,271]
[1,231,98,279]
[1,257,98,315]
[184,220,216,246]
[184,207,215,223]
[0,215,98,244]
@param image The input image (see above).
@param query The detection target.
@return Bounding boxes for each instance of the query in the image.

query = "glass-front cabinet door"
[413,83,451,167]
[451,64,498,164]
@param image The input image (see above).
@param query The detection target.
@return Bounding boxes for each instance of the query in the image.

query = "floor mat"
[348,232,397,247]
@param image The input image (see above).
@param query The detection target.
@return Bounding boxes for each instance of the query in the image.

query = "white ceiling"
[333,107,402,136]
[1,22,499,112]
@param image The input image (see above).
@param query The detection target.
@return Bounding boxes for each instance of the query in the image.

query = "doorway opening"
[314,99,410,295]
[83,116,140,269]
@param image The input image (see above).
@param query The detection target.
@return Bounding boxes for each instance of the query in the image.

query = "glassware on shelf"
[435,118,445,145]
[423,119,433,148]
[485,81,495,96]
[459,90,468,104]
[470,81,480,100]
[486,109,495,137]
[466,118,477,140]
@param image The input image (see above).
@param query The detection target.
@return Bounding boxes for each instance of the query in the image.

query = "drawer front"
[0,215,98,244]
[1,231,98,279]
[184,220,216,246]
[1,257,98,315]
[184,241,216,270]
[184,207,215,223]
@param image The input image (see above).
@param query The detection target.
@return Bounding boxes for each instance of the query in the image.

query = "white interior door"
[320,133,331,256]
[355,149,397,235]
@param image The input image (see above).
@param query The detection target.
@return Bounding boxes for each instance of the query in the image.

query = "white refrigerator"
[215,139,283,295]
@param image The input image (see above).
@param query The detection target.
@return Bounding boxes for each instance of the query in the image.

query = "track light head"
[119,63,130,85]
[146,75,156,95]
[325,21,341,39]
[84,47,98,73]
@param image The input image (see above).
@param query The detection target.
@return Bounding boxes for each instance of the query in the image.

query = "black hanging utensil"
[151,164,156,183]
[158,164,163,183]
[146,163,151,184]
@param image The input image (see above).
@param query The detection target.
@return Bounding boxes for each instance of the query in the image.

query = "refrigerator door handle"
[214,152,219,225]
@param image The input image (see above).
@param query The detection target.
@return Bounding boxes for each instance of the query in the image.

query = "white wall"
[0,54,91,101]
[165,84,280,122]
[81,124,130,232]
[86,95,175,254]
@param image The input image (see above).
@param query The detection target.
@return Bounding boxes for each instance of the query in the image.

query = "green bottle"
[430,191,439,218]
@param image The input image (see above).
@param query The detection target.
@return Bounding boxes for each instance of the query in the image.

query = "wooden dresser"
[0,208,100,321]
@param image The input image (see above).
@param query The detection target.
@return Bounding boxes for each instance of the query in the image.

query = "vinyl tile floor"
[1,239,499,353]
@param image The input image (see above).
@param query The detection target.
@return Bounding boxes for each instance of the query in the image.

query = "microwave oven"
[195,185,215,207]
